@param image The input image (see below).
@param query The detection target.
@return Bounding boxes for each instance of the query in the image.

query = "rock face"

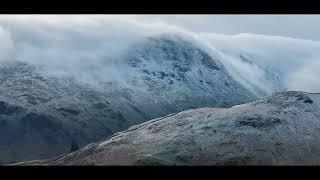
[15,91,320,166]
[0,34,256,163]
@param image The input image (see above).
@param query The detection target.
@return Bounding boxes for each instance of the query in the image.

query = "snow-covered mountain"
[0,34,257,163]
[111,34,257,117]
[16,91,320,165]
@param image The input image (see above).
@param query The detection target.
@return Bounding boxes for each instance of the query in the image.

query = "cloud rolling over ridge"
[0,15,319,93]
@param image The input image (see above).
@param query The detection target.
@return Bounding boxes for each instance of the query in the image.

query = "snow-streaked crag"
[0,34,258,163]
[16,91,320,165]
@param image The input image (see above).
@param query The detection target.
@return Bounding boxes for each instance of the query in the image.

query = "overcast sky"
[2,15,320,40]
[134,15,320,40]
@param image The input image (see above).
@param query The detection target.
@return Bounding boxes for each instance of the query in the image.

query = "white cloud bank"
[0,15,319,93]
[0,26,13,62]
[0,15,192,66]
[199,33,320,93]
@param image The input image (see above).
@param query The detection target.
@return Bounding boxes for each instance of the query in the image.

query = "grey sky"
[135,15,320,40]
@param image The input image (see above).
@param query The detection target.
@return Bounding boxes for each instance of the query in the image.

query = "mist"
[0,15,319,93]
[0,26,13,62]
[199,33,320,93]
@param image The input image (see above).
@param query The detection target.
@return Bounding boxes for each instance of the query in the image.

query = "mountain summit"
[0,34,256,163]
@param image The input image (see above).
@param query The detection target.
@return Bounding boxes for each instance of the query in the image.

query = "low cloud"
[0,15,319,93]
[0,15,190,67]
[286,60,320,93]
[0,26,14,62]
[199,33,320,93]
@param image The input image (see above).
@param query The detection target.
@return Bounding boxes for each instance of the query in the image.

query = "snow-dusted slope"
[0,61,148,163]
[110,34,257,118]
[215,52,283,96]
[0,34,256,163]
[199,33,320,94]
[18,91,320,165]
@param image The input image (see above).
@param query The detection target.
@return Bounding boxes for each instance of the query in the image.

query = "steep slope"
[17,91,320,166]
[216,51,283,96]
[0,61,147,163]
[111,34,257,118]
[0,34,256,163]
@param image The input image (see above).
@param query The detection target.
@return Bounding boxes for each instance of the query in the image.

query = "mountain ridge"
[0,34,257,163]
[12,91,320,166]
